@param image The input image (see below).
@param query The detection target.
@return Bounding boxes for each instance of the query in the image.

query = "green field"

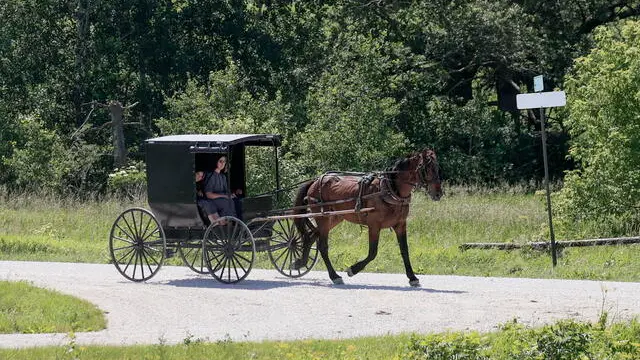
[1,187,639,281]
[0,281,106,334]
[1,188,639,359]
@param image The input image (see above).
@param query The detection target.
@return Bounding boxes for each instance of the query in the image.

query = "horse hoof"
[346,267,354,277]
[332,277,344,285]
[409,279,421,287]
[290,260,304,270]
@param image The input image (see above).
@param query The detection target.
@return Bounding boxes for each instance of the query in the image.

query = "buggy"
[109,134,319,283]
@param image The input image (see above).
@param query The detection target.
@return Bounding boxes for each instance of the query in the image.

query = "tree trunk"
[73,0,90,127]
[108,101,127,168]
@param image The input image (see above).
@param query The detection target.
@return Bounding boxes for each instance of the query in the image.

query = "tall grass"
[300,186,640,281]
[0,188,143,263]
[1,185,639,281]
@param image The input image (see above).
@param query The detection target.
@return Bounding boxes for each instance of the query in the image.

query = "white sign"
[534,75,544,92]
[516,91,566,109]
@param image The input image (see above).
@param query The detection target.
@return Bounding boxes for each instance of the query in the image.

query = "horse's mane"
[384,153,416,194]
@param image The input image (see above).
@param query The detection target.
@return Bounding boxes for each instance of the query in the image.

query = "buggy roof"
[145,134,281,147]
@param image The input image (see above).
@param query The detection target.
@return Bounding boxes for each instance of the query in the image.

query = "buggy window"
[245,146,277,196]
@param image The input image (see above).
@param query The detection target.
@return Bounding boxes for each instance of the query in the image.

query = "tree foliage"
[556,20,640,231]
[1,0,639,198]
[157,60,290,136]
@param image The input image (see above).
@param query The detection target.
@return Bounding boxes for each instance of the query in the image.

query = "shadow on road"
[156,276,466,294]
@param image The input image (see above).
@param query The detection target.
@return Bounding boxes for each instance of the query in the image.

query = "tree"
[156,61,290,136]
[296,31,407,174]
[556,20,640,232]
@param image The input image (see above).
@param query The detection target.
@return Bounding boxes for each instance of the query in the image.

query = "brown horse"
[292,149,442,287]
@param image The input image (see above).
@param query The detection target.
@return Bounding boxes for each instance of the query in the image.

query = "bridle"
[417,152,439,189]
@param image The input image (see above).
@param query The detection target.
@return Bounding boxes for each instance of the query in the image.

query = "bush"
[404,332,487,360]
[404,319,640,359]
[107,162,146,199]
[2,113,109,196]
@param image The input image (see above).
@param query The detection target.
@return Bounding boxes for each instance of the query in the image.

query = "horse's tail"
[293,179,315,233]
[294,179,315,214]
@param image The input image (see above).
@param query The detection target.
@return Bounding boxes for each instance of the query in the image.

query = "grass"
[1,186,640,281]
[0,334,409,359]
[297,188,640,282]
[0,281,106,334]
[0,319,639,359]
[0,193,142,263]
[1,187,639,358]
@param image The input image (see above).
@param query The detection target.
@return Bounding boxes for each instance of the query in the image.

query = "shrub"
[404,319,640,359]
[107,162,146,199]
[404,332,488,359]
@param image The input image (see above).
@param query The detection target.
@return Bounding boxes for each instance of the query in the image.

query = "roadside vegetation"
[1,318,639,359]
[2,186,639,282]
[1,187,639,357]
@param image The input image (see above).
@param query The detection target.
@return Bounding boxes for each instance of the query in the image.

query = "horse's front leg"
[393,222,420,287]
[346,226,380,277]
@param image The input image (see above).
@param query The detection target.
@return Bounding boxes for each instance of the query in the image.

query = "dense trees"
[1,1,638,207]
[556,20,640,232]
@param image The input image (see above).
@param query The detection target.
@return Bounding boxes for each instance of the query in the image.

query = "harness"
[308,171,413,213]
[304,152,436,214]
[380,176,411,206]
[356,173,376,211]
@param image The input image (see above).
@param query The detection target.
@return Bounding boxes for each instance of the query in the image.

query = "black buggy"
[108,134,319,284]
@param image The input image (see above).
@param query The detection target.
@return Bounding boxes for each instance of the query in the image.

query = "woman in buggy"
[196,155,243,224]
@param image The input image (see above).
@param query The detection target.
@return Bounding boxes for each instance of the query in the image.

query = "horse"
[292,149,442,287]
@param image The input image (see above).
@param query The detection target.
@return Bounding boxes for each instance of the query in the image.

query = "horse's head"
[419,149,442,201]
[387,150,443,201]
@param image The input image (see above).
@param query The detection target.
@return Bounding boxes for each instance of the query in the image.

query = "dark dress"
[197,171,237,218]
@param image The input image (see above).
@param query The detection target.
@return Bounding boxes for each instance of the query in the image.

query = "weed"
[216,333,233,345]
[183,332,205,346]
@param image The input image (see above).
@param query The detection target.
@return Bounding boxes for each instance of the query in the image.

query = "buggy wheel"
[178,240,208,274]
[268,218,318,278]
[109,208,165,282]
[203,216,255,284]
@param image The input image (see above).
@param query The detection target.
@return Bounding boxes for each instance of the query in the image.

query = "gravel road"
[1,260,639,349]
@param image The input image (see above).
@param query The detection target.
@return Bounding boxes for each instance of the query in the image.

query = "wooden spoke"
[178,240,208,274]
[268,219,318,278]
[203,217,255,284]
[109,208,165,282]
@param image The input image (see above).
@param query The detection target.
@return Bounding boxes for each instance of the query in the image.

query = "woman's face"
[216,157,227,171]
[195,171,204,182]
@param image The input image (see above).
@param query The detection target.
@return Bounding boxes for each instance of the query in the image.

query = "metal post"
[274,145,280,203]
[539,108,557,266]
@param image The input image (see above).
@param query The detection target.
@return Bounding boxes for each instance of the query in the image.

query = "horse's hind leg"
[346,226,380,277]
[394,222,420,287]
[316,222,342,285]
[292,218,313,270]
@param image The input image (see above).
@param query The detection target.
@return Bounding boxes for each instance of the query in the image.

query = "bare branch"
[578,2,640,34]
[71,105,97,140]
[124,101,139,110]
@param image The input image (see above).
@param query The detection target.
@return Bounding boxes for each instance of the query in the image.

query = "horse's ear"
[423,148,436,158]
